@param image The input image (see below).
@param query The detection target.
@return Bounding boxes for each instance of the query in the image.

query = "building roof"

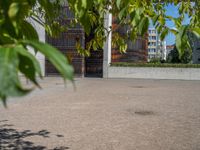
[166,45,174,50]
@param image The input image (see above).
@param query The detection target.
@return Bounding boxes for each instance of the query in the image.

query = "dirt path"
[1,77,200,150]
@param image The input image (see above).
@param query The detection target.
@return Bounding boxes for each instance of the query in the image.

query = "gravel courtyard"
[0,77,200,150]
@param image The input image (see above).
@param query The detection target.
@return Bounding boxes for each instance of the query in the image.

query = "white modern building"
[148,28,167,61]
[148,28,158,61]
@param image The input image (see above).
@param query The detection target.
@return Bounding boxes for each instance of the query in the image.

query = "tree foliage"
[167,46,192,64]
[0,0,200,106]
[0,0,73,106]
[68,0,200,55]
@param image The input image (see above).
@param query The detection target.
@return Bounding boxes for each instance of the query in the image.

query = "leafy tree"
[0,0,74,106]
[0,0,200,106]
[167,46,192,64]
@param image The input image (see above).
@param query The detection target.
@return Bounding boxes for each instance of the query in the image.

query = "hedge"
[111,62,200,68]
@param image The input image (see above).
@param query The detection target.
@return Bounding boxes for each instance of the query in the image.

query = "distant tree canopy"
[0,0,200,106]
[167,46,192,64]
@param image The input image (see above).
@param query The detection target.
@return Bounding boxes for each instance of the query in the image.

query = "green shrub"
[111,62,200,68]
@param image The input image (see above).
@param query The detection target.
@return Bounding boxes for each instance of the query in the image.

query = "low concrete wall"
[108,67,200,80]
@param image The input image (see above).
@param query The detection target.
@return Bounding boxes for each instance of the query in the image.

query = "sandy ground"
[0,77,200,150]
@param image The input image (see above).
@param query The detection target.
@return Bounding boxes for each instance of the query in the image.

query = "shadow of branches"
[0,120,69,150]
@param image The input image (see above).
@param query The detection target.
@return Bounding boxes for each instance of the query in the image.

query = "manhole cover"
[130,86,145,88]
[134,111,155,116]
[55,83,64,85]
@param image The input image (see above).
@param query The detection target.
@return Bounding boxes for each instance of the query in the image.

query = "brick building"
[112,18,148,63]
[36,6,148,77]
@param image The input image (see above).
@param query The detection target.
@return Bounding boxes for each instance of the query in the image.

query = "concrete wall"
[108,67,200,80]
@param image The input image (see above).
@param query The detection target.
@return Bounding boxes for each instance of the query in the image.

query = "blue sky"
[150,4,190,45]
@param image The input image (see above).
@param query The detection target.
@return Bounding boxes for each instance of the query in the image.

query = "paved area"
[0,77,200,150]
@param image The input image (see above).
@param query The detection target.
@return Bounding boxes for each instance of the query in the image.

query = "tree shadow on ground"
[0,120,69,150]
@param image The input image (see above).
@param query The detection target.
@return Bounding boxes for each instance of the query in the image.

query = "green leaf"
[8,2,30,22]
[118,7,126,20]
[138,17,149,36]
[8,3,20,19]
[80,14,91,35]
[16,45,42,86]
[159,16,165,26]
[160,28,169,41]
[21,40,74,81]
[172,18,181,28]
[116,0,121,9]
[21,20,39,40]
[170,29,178,35]
[130,29,137,41]
[179,25,188,39]
[176,34,183,57]
[192,28,200,38]
[176,26,189,58]
[152,14,159,26]
[179,2,184,14]
[130,10,140,27]
[82,0,87,8]
[92,40,98,50]
[0,46,30,104]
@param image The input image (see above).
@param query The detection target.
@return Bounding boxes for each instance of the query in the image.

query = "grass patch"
[111,62,200,68]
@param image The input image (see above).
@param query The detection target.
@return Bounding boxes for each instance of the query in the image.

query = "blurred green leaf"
[16,45,42,86]
[21,40,74,81]
[116,0,121,9]
[176,26,190,58]
[139,17,149,36]
[152,15,159,26]
[0,46,30,106]
[192,28,200,38]
[8,3,20,19]
[160,28,169,41]
[21,20,39,40]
